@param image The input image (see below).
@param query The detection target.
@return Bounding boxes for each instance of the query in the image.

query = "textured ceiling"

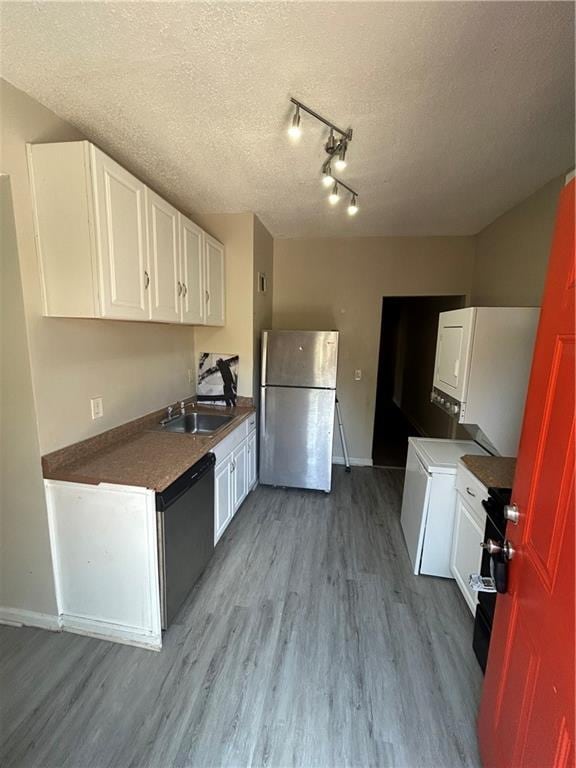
[1,1,574,238]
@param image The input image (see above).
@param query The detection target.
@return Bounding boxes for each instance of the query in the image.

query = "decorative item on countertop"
[197,353,238,407]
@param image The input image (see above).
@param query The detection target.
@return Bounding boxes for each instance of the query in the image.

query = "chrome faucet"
[180,400,186,415]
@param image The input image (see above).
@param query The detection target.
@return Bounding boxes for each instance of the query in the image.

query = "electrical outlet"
[90,397,104,419]
[354,369,362,381]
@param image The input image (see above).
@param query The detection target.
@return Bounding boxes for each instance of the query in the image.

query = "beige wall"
[0,176,58,615]
[472,175,564,307]
[1,79,197,455]
[194,212,255,398]
[252,215,274,400]
[272,237,475,460]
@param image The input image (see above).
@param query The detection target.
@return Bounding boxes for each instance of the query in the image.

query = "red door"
[478,177,575,768]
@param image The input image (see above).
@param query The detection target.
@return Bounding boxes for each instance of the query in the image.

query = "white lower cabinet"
[450,493,485,614]
[214,460,233,543]
[214,423,257,545]
[247,431,257,488]
[232,442,248,509]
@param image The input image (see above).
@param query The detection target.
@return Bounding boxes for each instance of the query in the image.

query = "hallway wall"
[273,237,475,461]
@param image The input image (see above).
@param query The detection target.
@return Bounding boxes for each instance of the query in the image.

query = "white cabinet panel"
[247,430,257,488]
[450,494,484,614]
[91,146,149,320]
[204,235,225,326]
[179,215,205,325]
[146,190,180,323]
[232,441,248,509]
[45,480,161,649]
[214,460,233,544]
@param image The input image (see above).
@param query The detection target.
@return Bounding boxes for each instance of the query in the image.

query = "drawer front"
[213,424,244,465]
[212,418,251,466]
[456,464,488,528]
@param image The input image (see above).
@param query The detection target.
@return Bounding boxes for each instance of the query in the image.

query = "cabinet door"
[146,190,180,323]
[214,460,232,545]
[204,235,225,326]
[90,146,150,320]
[450,494,484,614]
[434,308,475,401]
[232,441,248,511]
[247,431,257,489]
[179,215,205,325]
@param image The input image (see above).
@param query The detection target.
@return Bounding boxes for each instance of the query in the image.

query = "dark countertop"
[42,401,255,492]
[461,454,516,490]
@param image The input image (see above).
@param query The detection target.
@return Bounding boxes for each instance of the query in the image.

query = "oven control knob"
[504,504,520,525]
[481,538,516,561]
[453,404,459,415]
[481,539,502,555]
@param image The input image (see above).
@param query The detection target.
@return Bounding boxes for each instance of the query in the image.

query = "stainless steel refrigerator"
[259,330,339,492]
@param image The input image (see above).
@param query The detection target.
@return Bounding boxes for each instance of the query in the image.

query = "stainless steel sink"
[161,412,233,434]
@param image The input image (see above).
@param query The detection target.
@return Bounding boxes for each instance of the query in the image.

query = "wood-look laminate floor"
[0,468,482,768]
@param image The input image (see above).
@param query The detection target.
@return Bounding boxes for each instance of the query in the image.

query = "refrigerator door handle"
[261,333,268,386]
[261,387,266,435]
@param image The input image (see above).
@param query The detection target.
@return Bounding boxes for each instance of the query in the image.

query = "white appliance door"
[262,330,338,388]
[259,386,335,492]
[400,443,432,574]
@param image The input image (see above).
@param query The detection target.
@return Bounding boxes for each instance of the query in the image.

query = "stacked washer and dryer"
[400,306,539,578]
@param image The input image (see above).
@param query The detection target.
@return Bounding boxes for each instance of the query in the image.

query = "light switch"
[354,369,362,381]
[90,397,104,419]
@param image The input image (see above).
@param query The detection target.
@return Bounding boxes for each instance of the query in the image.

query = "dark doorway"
[372,295,466,468]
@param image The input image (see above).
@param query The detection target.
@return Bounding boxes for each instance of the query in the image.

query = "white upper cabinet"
[204,235,225,327]
[146,189,180,323]
[433,308,475,401]
[92,147,150,320]
[28,140,225,327]
[179,214,205,325]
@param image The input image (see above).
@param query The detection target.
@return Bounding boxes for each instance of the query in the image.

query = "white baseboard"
[332,456,373,467]
[61,613,162,651]
[0,606,61,631]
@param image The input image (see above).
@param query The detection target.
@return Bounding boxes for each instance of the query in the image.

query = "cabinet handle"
[177,281,182,296]
[466,487,476,498]
[205,289,210,303]
[144,271,150,289]
[182,283,187,297]
[231,460,235,473]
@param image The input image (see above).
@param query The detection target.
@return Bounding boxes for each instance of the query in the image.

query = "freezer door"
[262,330,339,388]
[259,386,335,492]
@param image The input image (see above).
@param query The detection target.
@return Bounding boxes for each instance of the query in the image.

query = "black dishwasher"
[156,453,215,629]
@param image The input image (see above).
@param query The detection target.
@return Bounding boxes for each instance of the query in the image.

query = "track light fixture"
[328,182,340,205]
[334,141,347,171]
[322,159,335,188]
[288,104,302,140]
[347,193,359,216]
[287,97,360,216]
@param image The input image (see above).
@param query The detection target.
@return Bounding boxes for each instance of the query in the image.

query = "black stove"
[473,486,512,672]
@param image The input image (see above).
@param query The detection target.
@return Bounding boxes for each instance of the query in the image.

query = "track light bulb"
[334,142,347,171]
[347,194,359,216]
[322,161,334,187]
[288,106,302,140]
[329,182,340,205]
